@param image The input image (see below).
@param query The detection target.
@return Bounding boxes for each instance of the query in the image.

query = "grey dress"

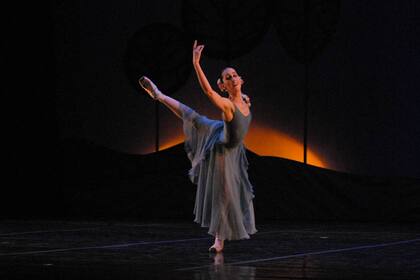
[181,102,257,241]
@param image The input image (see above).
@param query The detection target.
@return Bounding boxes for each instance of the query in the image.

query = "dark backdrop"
[48,0,420,178]
[3,0,420,221]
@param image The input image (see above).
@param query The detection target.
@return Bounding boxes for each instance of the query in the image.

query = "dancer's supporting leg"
[209,233,224,253]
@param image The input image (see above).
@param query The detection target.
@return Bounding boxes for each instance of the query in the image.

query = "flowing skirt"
[181,104,257,240]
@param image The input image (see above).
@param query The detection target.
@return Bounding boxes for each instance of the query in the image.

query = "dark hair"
[220,66,242,85]
[219,73,224,84]
[219,66,233,84]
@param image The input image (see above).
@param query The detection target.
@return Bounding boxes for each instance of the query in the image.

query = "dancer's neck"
[229,93,243,104]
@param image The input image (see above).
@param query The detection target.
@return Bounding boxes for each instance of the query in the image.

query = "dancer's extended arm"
[192,40,231,113]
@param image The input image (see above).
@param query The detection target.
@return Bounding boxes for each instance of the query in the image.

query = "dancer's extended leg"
[138,76,187,119]
[140,76,223,252]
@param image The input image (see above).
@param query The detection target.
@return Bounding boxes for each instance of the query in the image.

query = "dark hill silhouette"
[6,138,419,222]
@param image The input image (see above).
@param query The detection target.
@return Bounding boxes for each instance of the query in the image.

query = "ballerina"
[139,40,257,253]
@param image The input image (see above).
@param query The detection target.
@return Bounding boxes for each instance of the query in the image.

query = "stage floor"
[1,220,419,279]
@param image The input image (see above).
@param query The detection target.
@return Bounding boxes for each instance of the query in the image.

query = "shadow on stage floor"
[1,220,419,279]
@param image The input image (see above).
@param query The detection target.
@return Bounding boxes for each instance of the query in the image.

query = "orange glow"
[140,124,327,168]
[159,135,185,151]
[140,135,185,155]
[244,123,326,168]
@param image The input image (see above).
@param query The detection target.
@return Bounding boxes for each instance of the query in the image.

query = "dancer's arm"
[192,40,231,113]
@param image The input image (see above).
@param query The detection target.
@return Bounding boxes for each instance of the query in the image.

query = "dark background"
[3,0,420,221]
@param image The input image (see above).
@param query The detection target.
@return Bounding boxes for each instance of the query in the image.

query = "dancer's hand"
[193,40,205,65]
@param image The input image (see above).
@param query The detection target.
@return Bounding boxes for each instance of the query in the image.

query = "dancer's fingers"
[193,40,197,49]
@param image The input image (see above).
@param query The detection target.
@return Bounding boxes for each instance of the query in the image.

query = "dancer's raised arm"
[192,40,231,114]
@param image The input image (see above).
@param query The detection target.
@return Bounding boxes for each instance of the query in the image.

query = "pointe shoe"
[138,76,161,100]
[209,244,223,253]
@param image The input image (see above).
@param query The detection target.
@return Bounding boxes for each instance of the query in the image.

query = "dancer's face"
[220,68,243,94]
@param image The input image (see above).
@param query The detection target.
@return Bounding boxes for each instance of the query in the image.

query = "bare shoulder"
[222,97,235,112]
[221,98,235,121]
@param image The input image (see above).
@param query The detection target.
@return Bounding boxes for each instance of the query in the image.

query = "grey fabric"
[181,103,257,241]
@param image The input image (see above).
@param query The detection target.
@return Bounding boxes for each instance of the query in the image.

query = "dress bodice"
[222,104,252,148]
